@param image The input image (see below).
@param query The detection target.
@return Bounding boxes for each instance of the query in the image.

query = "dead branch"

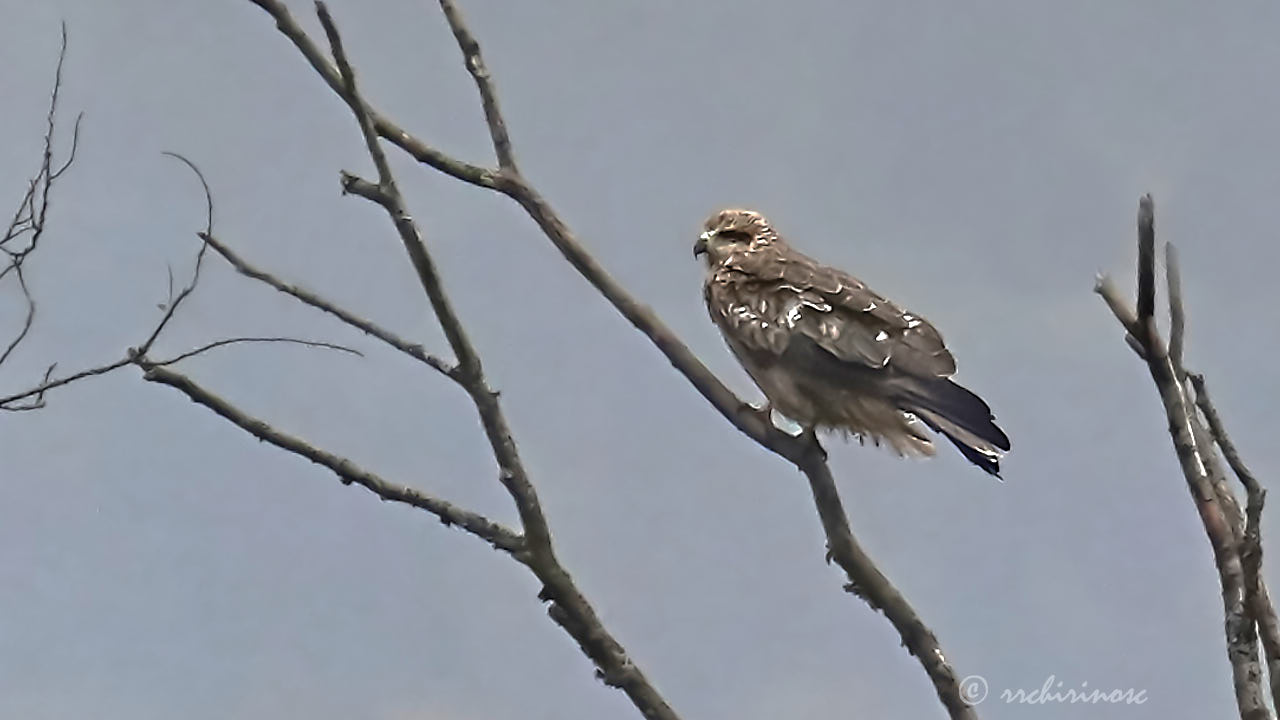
[198,232,454,377]
[1,144,526,602]
[1,23,83,372]
[1096,195,1274,720]
[0,144,356,413]
[247,0,500,190]
[1166,243,1186,378]
[1194,373,1280,709]
[149,336,362,366]
[138,362,521,551]
[243,1,979,717]
[8,26,679,717]
[437,0,516,171]
[313,4,677,716]
[0,358,129,411]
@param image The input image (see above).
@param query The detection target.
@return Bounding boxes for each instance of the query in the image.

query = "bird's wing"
[714,243,956,378]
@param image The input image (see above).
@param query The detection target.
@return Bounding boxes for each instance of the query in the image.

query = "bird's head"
[694,208,779,266]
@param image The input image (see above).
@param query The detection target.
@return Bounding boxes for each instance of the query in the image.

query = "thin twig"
[3,24,81,256]
[1,148,209,412]
[198,232,454,377]
[6,363,59,411]
[135,154,215,356]
[2,25,81,374]
[0,357,131,410]
[150,336,362,367]
[0,266,37,367]
[162,152,213,236]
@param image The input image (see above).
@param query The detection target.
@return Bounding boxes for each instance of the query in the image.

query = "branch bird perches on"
[244,1,980,717]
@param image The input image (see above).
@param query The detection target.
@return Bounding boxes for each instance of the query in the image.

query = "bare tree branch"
[246,0,502,190]
[437,6,980,716]
[1097,196,1271,720]
[1166,243,1186,378]
[2,23,82,253]
[1191,375,1266,519]
[1159,240,1270,703]
[149,336,362,367]
[0,357,129,411]
[241,1,980,716]
[2,23,83,374]
[1,363,57,411]
[1,147,360,417]
[133,153,216,356]
[161,152,214,235]
[0,267,37,367]
[437,0,517,171]
[199,232,454,377]
[138,362,522,552]
[8,71,664,709]
[0,207,211,412]
[312,4,678,717]
[1135,194,1156,327]
[1193,373,1280,710]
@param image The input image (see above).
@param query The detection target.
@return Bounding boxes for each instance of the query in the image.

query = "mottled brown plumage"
[694,208,1010,476]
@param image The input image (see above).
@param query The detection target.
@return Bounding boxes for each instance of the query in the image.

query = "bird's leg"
[800,425,828,462]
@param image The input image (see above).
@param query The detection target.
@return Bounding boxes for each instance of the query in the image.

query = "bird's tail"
[891,377,1010,477]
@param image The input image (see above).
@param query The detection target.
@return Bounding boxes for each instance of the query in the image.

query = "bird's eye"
[719,229,750,242]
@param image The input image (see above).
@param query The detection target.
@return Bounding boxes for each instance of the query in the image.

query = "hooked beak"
[693,231,712,258]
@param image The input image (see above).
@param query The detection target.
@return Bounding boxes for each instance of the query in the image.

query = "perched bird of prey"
[694,208,1010,476]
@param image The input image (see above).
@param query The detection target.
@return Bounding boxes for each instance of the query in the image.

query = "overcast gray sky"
[3,1,1278,718]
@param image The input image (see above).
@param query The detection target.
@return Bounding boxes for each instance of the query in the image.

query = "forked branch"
[1096,195,1277,720]
[1,23,83,374]
[316,4,678,717]
[246,1,978,717]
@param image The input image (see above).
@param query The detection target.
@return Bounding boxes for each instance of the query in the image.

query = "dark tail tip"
[895,377,1010,477]
[942,430,1003,478]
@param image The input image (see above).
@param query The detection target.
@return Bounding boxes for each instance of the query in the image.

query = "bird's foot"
[843,579,867,600]
[740,400,773,421]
